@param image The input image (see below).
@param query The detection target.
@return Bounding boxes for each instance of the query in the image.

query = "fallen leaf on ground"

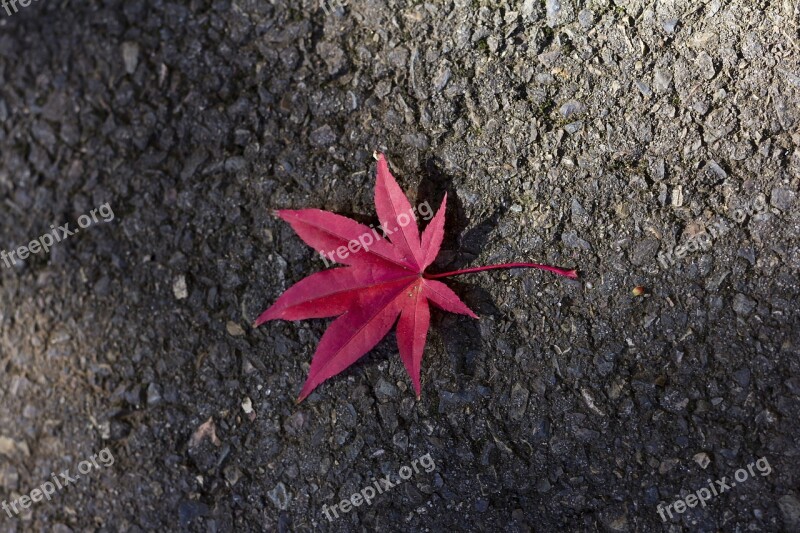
[255,152,577,402]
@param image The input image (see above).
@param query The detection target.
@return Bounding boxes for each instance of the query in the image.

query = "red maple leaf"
[254,153,577,402]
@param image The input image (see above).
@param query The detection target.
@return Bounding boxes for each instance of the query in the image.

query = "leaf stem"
[424,262,578,280]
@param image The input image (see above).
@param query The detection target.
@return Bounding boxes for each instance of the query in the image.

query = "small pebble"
[227,321,245,336]
[770,188,796,211]
[267,482,291,510]
[662,18,679,34]
[578,9,594,28]
[560,100,585,118]
[732,293,756,316]
[564,121,583,134]
[121,41,139,74]
[173,275,188,300]
[242,396,254,415]
[693,452,711,469]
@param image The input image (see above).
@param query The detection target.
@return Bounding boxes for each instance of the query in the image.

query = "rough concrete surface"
[0,0,799,531]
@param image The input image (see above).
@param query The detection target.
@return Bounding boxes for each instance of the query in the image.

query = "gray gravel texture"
[0,0,799,531]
